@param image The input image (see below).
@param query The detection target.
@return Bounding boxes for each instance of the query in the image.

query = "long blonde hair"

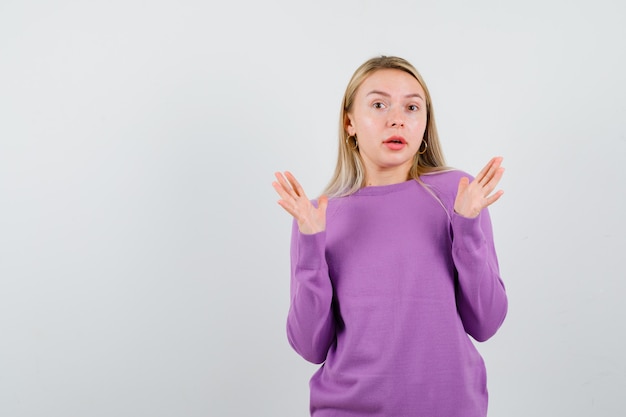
[323,56,448,198]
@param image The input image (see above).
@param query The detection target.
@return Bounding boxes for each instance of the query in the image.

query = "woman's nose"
[388,109,405,127]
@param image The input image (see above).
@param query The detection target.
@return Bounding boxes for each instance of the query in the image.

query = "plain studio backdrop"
[1,0,625,416]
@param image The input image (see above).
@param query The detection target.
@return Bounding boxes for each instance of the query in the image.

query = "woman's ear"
[345,114,356,136]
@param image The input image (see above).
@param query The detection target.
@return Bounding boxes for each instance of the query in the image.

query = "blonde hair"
[323,56,448,197]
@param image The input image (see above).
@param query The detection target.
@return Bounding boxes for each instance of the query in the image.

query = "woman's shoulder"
[419,169,473,206]
[420,168,473,188]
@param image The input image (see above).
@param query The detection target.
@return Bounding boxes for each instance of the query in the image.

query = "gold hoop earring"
[417,140,428,155]
[346,135,358,150]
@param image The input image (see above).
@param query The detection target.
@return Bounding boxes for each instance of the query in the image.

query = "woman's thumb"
[318,195,329,212]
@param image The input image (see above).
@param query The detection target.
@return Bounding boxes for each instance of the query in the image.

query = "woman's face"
[346,69,427,185]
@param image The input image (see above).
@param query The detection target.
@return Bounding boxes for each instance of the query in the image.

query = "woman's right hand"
[272,171,328,235]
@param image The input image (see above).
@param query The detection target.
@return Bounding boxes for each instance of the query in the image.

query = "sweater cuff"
[451,212,486,252]
[296,231,327,269]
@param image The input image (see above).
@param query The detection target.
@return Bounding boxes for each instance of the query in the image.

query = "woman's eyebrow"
[366,90,424,100]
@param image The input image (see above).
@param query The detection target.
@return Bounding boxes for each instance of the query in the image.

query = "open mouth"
[384,136,407,144]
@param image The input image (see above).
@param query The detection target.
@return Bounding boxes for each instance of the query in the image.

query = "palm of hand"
[272,171,328,234]
[453,157,505,218]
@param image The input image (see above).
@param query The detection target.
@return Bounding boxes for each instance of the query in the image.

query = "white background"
[1,0,625,416]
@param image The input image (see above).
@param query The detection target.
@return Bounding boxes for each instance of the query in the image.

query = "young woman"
[272,56,507,417]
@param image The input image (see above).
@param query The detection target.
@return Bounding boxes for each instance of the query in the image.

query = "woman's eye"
[408,104,419,111]
[373,102,385,109]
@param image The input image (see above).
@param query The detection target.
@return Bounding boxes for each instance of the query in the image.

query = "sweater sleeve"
[286,221,336,364]
[451,208,508,342]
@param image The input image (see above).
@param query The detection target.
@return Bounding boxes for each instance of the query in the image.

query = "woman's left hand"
[454,157,505,218]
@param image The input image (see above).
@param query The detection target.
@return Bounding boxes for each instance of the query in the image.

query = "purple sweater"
[287,171,507,416]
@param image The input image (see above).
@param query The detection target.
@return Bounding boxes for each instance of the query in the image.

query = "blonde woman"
[272,56,507,417]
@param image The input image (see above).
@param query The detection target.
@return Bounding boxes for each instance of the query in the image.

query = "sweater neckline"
[353,179,418,196]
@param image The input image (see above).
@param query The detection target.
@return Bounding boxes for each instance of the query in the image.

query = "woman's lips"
[384,136,407,150]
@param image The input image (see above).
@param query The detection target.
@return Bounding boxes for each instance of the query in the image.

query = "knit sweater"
[287,170,507,417]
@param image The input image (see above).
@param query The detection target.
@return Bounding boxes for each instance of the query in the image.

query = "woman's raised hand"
[454,157,505,219]
[273,171,328,234]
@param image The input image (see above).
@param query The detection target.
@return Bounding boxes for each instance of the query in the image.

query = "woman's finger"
[476,157,503,185]
[284,171,308,199]
[474,157,496,184]
[274,172,296,195]
[273,174,296,203]
[456,176,470,198]
[483,157,503,184]
[478,167,505,198]
[272,180,292,203]
[484,189,505,208]
[272,183,299,216]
